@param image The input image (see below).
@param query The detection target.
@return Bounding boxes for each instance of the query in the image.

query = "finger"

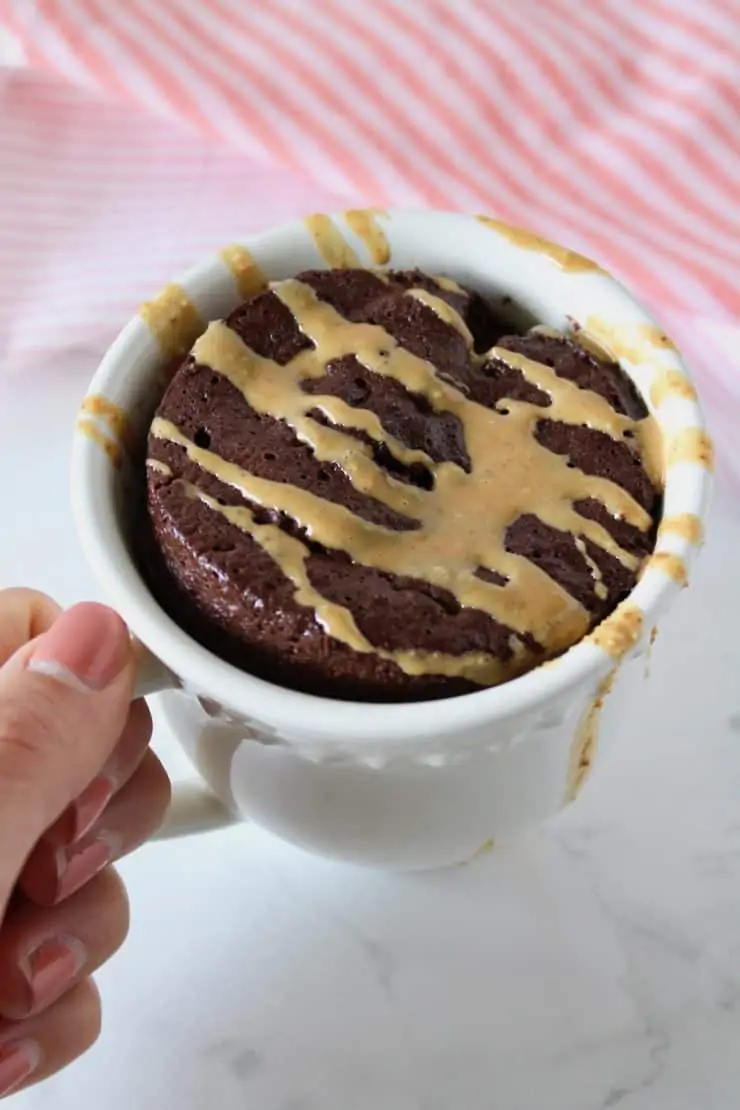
[20,751,171,907]
[0,603,137,903]
[0,980,101,1098]
[0,870,129,1021]
[52,699,153,846]
[0,590,61,667]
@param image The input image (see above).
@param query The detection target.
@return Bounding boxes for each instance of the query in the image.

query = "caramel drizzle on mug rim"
[563,666,618,804]
[150,278,662,685]
[343,209,391,266]
[476,216,605,274]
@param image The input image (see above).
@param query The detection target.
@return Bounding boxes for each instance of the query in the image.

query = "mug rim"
[71,209,712,746]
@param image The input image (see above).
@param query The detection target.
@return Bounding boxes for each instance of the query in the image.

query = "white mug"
[70,210,712,870]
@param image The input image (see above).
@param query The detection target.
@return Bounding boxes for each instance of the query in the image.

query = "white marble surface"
[2,358,739,1110]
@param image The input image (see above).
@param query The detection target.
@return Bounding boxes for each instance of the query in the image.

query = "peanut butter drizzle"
[668,428,714,471]
[150,278,661,684]
[581,317,679,366]
[305,214,360,269]
[146,458,172,476]
[567,328,615,364]
[77,394,131,467]
[564,668,617,804]
[407,288,475,344]
[180,478,522,684]
[650,368,698,408]
[565,320,667,492]
[433,275,467,295]
[632,414,665,492]
[76,418,123,467]
[344,209,391,265]
[646,551,688,587]
[644,624,659,679]
[218,244,268,300]
[140,283,205,358]
[79,394,129,442]
[477,216,605,273]
[587,603,643,659]
[574,537,608,601]
[659,513,703,545]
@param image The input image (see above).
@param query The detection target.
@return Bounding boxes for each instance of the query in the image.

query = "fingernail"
[20,936,87,1013]
[27,603,130,692]
[70,777,115,842]
[0,1040,41,1097]
[55,833,119,903]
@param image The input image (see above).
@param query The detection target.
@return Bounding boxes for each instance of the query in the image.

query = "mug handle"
[133,645,238,840]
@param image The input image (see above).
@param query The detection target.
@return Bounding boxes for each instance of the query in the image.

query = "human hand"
[0,590,170,1098]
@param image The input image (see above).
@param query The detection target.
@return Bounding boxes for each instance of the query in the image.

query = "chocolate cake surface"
[142,267,661,702]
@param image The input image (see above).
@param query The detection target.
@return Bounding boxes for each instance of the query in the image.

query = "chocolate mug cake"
[141,267,661,702]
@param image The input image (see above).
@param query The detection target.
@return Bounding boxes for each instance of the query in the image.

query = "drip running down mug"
[71,210,711,870]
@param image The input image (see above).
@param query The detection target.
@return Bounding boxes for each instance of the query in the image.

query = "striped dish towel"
[1,0,738,483]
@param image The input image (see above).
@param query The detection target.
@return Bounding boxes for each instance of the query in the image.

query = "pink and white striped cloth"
[1,0,738,482]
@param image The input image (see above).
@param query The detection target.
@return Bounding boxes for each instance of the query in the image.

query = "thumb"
[0,603,137,899]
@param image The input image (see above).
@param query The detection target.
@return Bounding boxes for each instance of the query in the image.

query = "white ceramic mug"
[70,210,712,870]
